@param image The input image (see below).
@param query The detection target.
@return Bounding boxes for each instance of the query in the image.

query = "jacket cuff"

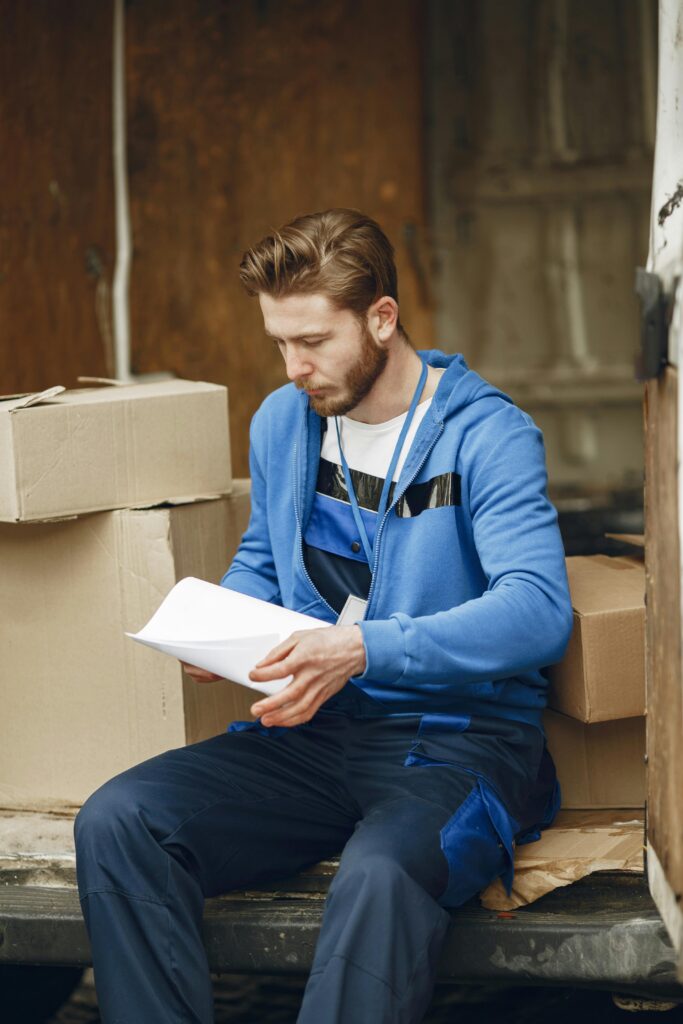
[358,616,406,684]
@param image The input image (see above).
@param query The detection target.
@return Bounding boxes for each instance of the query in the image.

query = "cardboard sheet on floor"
[481,810,644,910]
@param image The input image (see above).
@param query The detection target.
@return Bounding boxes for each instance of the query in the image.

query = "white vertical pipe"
[546,0,578,164]
[558,207,592,369]
[112,0,132,381]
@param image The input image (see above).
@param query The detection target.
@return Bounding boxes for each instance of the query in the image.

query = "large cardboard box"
[544,709,646,809]
[0,380,231,522]
[547,554,645,722]
[0,484,254,810]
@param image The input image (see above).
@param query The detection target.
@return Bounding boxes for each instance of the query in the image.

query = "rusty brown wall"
[125,0,432,475]
[3,1,652,486]
[2,1,431,475]
[0,1,115,394]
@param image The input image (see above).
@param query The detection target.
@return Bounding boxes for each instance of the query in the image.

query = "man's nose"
[284,347,313,381]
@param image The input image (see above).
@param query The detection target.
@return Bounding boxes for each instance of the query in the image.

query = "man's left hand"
[249,625,366,727]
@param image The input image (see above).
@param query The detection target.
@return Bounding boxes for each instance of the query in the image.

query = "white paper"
[126,577,331,695]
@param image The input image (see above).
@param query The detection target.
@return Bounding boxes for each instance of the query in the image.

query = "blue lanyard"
[335,359,429,566]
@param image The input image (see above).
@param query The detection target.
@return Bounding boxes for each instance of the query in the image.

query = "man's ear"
[371,296,399,342]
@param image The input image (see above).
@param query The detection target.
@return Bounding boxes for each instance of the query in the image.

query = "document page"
[126,576,331,695]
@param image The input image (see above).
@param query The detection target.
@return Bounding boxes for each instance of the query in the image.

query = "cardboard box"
[0,483,255,810]
[0,380,231,522]
[547,554,645,722]
[544,709,646,808]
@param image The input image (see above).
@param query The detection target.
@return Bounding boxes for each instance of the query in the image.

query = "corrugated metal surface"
[427,0,656,500]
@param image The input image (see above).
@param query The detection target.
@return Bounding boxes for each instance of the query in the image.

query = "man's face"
[259,292,388,417]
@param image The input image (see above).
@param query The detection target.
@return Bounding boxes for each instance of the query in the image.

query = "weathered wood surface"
[0,0,115,394]
[427,0,655,497]
[645,369,683,904]
[126,0,433,475]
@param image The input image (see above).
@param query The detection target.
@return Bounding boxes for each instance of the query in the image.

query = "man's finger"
[249,671,317,712]
[250,678,307,717]
[249,654,298,683]
[254,633,300,668]
[261,689,324,728]
[260,695,317,727]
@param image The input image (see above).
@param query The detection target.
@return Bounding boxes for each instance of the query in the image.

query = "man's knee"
[332,817,449,903]
[74,770,167,899]
[76,774,140,851]
[314,849,450,979]
[331,850,414,900]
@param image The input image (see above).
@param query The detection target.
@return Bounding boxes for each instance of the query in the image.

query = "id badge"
[337,594,368,626]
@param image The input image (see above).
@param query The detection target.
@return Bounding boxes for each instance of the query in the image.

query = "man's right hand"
[180,662,223,684]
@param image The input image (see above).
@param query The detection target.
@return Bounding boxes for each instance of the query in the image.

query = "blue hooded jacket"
[221,350,573,732]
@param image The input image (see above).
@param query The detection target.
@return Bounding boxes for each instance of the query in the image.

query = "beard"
[298,324,389,418]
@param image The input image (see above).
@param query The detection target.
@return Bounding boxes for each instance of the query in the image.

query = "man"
[75,208,573,1023]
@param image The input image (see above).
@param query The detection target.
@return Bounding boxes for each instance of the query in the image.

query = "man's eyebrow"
[264,329,330,342]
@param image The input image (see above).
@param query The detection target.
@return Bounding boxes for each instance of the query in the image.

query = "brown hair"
[240,208,407,337]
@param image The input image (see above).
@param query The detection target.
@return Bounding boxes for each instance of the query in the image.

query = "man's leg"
[297,795,459,1024]
[296,714,514,1024]
[75,718,357,1024]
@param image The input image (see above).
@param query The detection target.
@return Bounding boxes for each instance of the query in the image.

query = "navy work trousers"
[75,697,546,1024]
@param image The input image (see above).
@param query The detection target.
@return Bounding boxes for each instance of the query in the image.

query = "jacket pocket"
[403,712,470,767]
[403,714,519,905]
[437,777,518,907]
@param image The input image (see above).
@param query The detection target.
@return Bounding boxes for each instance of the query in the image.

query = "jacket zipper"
[364,422,445,618]
[292,414,445,622]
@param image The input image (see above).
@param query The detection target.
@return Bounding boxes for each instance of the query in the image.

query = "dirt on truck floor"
[46,970,683,1024]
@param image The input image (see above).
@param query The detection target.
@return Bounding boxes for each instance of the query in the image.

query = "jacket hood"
[420,349,515,423]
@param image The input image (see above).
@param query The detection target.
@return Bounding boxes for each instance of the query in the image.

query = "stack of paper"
[127,577,331,695]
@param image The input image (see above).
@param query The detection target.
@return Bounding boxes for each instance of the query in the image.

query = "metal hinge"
[635,268,672,381]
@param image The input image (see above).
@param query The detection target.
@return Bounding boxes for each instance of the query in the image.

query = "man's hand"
[248,625,366,727]
[180,663,222,683]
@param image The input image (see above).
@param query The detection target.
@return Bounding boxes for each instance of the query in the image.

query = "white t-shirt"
[321,397,433,482]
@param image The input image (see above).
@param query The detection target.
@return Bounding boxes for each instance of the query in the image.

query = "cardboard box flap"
[2,379,220,413]
[605,533,645,549]
[76,376,128,387]
[8,386,66,410]
[566,555,645,616]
